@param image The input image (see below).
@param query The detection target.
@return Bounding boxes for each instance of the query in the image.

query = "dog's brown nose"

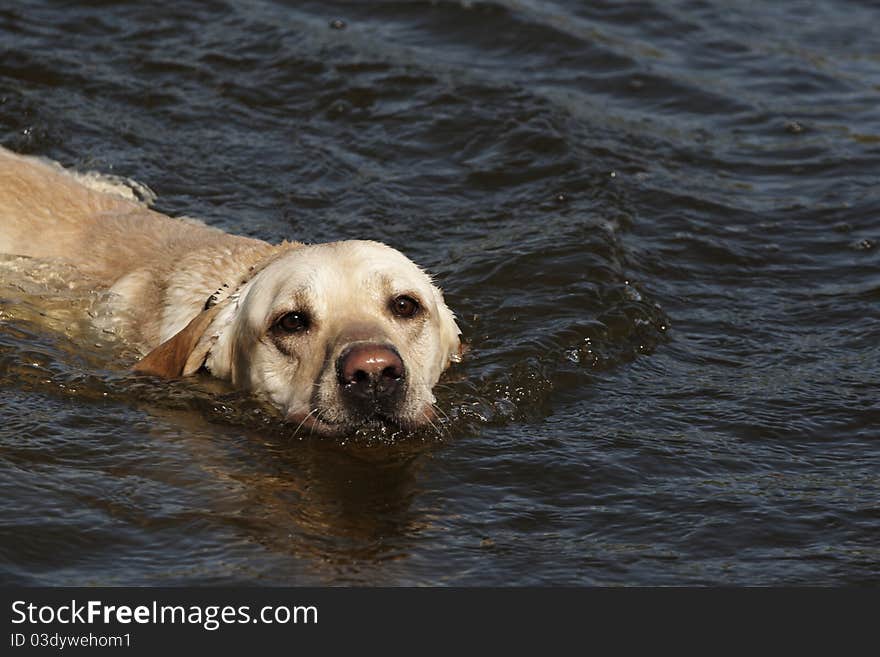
[337,343,405,401]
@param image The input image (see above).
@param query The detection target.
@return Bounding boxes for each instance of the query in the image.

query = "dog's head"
[135,241,461,435]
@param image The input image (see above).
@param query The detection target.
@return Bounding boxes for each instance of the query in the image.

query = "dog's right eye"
[275,311,310,333]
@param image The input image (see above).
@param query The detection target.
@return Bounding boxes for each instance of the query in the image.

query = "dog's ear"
[132,305,222,378]
[431,284,463,371]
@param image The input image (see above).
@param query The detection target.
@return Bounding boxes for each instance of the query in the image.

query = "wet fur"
[0,146,460,434]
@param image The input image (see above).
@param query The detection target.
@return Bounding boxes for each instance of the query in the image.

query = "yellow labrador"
[0,146,461,435]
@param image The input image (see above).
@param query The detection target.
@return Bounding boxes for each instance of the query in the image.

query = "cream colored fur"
[0,146,460,434]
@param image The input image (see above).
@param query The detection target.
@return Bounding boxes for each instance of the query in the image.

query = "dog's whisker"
[432,402,451,425]
[422,406,443,438]
[292,408,318,439]
[312,407,332,435]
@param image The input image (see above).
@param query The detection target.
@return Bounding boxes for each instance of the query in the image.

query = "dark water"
[1,0,878,585]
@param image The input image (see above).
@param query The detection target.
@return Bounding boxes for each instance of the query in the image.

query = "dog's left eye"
[390,295,420,318]
[275,311,310,333]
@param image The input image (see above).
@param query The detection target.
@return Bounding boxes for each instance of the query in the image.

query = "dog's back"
[0,146,128,260]
[0,146,266,281]
[0,146,281,346]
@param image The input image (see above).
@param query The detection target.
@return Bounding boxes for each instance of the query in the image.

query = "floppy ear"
[432,285,464,370]
[132,304,222,378]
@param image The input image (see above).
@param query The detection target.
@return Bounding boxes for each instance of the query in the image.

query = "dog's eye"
[390,295,420,319]
[275,311,310,333]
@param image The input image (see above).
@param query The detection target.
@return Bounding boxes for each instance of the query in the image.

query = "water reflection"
[142,406,437,568]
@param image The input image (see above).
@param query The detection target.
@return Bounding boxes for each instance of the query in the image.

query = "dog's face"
[204,241,460,435]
